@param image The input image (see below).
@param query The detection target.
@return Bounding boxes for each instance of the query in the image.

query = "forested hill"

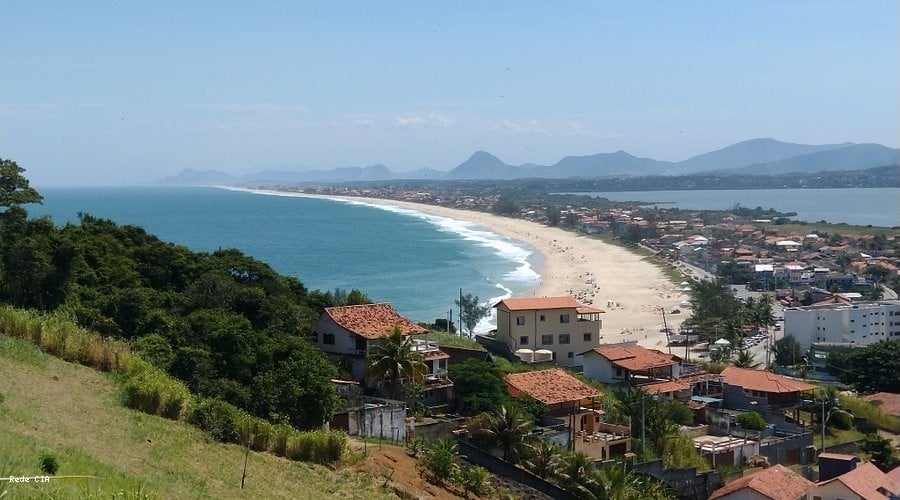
[0,162,363,429]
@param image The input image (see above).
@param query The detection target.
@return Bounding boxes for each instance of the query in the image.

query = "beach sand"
[334,195,689,351]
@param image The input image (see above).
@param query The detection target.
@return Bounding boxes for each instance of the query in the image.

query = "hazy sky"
[2,2,897,186]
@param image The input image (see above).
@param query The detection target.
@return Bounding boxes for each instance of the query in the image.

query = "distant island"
[159,137,899,186]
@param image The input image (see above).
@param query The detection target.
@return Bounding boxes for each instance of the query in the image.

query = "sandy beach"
[323,195,690,351]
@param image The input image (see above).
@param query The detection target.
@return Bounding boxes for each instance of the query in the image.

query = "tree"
[0,158,42,210]
[546,206,561,226]
[773,335,802,367]
[456,292,489,337]
[861,434,898,472]
[522,439,563,480]
[732,348,760,369]
[447,359,509,414]
[480,403,533,463]
[365,326,426,400]
[560,452,597,498]
[827,340,900,393]
[737,411,767,431]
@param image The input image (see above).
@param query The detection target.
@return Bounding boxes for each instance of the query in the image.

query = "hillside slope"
[0,336,394,499]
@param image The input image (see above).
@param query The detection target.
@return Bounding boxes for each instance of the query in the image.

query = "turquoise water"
[566,188,899,227]
[28,187,540,327]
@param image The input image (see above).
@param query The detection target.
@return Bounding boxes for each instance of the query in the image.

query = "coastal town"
[249,183,900,499]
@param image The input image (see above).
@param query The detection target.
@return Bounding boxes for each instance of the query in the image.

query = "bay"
[28,186,540,327]
[568,188,899,227]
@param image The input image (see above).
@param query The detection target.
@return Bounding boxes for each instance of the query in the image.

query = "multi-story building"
[494,296,603,367]
[783,300,900,351]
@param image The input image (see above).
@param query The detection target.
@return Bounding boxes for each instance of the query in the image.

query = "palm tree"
[522,438,564,480]
[732,348,760,368]
[365,325,426,400]
[560,451,598,499]
[482,403,532,463]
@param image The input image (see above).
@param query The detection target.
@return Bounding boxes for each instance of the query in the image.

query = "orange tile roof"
[324,303,428,340]
[422,350,449,361]
[710,465,814,500]
[505,368,602,406]
[495,296,587,311]
[639,380,690,395]
[862,392,900,417]
[817,462,899,498]
[721,367,817,394]
[588,345,679,371]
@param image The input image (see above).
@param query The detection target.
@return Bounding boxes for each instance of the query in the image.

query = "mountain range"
[158,138,899,185]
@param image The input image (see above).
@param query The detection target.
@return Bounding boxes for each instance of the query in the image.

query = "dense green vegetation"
[0,159,348,430]
[826,340,900,393]
[0,335,391,499]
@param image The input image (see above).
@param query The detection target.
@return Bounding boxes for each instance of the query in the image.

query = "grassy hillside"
[0,336,393,499]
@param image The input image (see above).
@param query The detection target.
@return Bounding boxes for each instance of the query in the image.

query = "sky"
[1,1,897,187]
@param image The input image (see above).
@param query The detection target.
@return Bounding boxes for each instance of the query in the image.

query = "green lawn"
[0,336,393,499]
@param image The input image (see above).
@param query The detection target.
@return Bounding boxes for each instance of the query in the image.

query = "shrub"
[660,400,694,426]
[235,413,272,452]
[737,411,767,431]
[188,398,241,443]
[38,454,59,475]
[284,429,346,464]
[268,424,293,457]
[419,438,459,484]
[457,465,490,497]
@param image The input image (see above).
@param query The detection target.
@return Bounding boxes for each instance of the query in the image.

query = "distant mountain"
[158,138,898,185]
[676,138,852,172]
[730,143,900,175]
[537,150,674,177]
[447,151,519,179]
[158,168,238,185]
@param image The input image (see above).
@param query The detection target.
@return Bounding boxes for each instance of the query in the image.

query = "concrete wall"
[337,399,407,441]
[457,438,575,500]
[633,459,722,500]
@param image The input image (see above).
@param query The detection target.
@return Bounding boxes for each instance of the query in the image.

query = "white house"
[581,343,682,385]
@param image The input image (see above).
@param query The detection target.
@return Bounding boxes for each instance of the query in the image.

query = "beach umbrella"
[714,338,731,346]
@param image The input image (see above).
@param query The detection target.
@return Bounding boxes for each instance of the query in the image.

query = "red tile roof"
[495,296,596,312]
[721,367,817,394]
[817,462,899,499]
[861,392,900,417]
[505,368,602,406]
[639,380,690,395]
[324,303,428,340]
[710,464,814,500]
[587,344,679,371]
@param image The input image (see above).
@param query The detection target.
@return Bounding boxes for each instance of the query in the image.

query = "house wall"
[496,305,601,367]
[810,481,862,500]
[784,300,900,352]
[313,315,369,379]
[582,352,618,383]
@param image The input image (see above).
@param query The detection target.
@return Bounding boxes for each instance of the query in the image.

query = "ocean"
[27,187,540,330]
[566,187,900,227]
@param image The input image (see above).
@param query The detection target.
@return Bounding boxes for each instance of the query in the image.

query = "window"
[560,314,570,324]
[539,314,546,322]
[567,352,574,358]
[516,315,526,326]
[615,367,623,377]
[559,334,570,344]
[583,332,592,342]
[541,334,553,345]
[519,336,529,346]
[323,333,335,345]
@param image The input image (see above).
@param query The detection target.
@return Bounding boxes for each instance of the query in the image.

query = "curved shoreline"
[247,188,691,350]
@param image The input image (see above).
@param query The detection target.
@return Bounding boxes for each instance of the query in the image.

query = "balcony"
[410,339,441,353]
